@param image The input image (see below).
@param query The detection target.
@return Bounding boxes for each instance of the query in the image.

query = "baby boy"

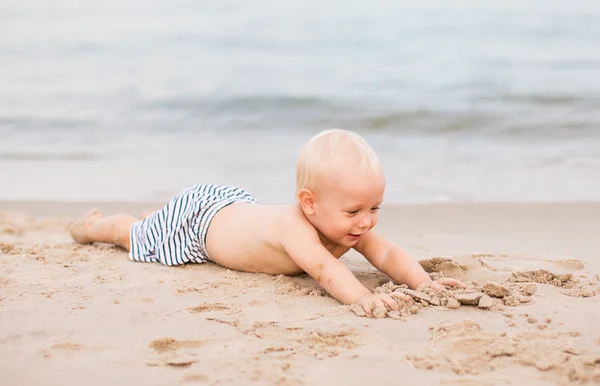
[70,129,462,316]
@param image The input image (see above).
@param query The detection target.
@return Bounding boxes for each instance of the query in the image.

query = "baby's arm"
[280,217,402,312]
[281,225,370,304]
[355,230,457,290]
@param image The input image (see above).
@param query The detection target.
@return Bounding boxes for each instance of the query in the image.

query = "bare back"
[205,203,350,275]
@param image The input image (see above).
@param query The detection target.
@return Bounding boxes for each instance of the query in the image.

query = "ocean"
[2,0,600,204]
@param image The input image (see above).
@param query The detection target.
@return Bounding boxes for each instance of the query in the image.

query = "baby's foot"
[69,209,101,244]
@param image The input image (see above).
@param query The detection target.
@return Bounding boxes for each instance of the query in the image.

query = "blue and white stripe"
[129,184,257,266]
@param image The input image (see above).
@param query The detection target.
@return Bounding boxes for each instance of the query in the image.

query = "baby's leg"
[69,209,138,251]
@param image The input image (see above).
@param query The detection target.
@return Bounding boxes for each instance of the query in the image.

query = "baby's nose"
[358,215,372,229]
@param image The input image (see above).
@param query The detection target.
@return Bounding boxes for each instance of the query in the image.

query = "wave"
[139,95,342,114]
[1,92,598,140]
[480,93,594,106]
[136,94,600,138]
[0,117,93,130]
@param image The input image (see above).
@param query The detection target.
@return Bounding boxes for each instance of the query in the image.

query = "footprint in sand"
[0,277,13,289]
[175,286,211,295]
[181,373,209,383]
[553,259,586,271]
[0,223,21,235]
[92,265,123,284]
[42,342,102,358]
[406,320,600,384]
[146,337,207,368]
[0,242,15,254]
[299,329,360,358]
[246,355,300,385]
[201,316,360,359]
[149,337,207,353]
[238,322,360,359]
[188,303,230,313]
[273,275,328,297]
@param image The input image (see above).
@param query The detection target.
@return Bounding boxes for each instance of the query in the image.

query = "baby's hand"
[355,292,411,317]
[417,278,466,293]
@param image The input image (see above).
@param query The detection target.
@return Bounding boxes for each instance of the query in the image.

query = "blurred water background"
[1,0,600,204]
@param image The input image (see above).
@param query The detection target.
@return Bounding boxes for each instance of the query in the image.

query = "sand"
[1,202,600,385]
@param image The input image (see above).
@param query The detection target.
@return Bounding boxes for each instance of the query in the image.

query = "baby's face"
[312,169,385,247]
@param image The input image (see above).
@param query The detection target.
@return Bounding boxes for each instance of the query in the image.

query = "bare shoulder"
[278,205,316,231]
[276,205,320,243]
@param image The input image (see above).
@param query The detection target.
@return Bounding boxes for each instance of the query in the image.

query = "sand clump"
[561,282,600,298]
[351,280,511,319]
[483,282,512,298]
[273,258,596,319]
[477,295,494,309]
[510,269,576,288]
[349,258,600,319]
[520,283,538,296]
[419,257,469,280]
[510,269,600,298]
[350,296,419,319]
[454,292,482,306]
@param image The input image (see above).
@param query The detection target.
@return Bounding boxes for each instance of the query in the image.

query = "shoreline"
[2,199,600,216]
[2,200,598,265]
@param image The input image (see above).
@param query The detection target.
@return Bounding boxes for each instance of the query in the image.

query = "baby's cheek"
[370,215,379,228]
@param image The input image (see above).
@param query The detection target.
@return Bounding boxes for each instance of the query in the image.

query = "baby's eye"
[347,210,359,215]
[371,207,380,211]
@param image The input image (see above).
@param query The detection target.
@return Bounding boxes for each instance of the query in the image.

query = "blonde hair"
[296,129,382,194]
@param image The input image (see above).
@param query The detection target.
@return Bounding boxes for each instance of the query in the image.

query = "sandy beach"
[3,1,600,385]
[1,201,599,385]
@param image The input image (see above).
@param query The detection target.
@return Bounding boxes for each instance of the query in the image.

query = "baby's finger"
[382,295,399,311]
[373,299,386,311]
[391,292,411,302]
[361,302,375,318]
[439,278,465,288]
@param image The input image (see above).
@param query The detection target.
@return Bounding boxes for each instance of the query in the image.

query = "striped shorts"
[129,184,257,266]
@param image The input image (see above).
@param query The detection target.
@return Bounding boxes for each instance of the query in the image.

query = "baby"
[69,129,463,316]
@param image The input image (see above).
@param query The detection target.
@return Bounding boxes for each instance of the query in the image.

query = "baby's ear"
[297,189,316,215]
